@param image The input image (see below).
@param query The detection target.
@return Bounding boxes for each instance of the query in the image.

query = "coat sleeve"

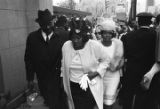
[24,35,35,81]
[92,41,110,78]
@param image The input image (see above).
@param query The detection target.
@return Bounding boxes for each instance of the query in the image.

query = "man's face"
[39,20,53,35]
[121,25,128,33]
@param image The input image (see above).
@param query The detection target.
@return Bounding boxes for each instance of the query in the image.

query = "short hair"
[138,17,152,26]
[55,15,67,27]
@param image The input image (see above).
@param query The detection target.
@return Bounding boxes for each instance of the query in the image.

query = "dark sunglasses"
[95,32,101,35]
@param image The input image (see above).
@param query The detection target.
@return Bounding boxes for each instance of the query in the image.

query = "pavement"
[17,96,122,109]
[17,96,49,109]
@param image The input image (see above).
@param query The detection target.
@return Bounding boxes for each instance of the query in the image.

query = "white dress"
[103,41,120,105]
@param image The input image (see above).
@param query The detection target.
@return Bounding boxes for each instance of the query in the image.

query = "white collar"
[140,26,150,29]
[41,30,54,41]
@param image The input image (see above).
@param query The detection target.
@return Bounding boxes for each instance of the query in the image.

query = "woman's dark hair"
[69,17,89,43]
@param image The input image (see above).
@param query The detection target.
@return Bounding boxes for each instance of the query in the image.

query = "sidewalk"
[113,99,122,109]
[16,96,49,109]
[17,96,122,109]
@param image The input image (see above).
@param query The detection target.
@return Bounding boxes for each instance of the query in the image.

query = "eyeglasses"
[95,32,101,35]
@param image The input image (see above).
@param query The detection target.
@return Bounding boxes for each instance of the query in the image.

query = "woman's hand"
[79,74,90,91]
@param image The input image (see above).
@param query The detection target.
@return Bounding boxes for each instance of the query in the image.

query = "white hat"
[99,19,116,31]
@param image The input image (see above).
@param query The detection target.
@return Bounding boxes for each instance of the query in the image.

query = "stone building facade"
[0,0,52,108]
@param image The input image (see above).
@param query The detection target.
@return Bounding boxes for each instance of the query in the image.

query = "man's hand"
[60,77,64,89]
[107,63,116,72]
[87,71,99,80]
[140,76,151,90]
[27,81,34,90]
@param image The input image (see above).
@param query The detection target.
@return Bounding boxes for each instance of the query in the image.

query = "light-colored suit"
[61,39,110,109]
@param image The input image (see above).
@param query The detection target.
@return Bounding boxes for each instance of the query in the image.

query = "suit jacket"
[25,28,68,81]
[156,25,160,62]
[122,27,156,88]
[54,27,69,38]
[61,40,110,109]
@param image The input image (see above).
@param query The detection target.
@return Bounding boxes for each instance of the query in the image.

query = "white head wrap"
[99,19,116,31]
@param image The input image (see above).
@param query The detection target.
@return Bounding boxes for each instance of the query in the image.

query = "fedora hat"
[35,9,56,24]
[136,12,154,26]
[136,12,154,18]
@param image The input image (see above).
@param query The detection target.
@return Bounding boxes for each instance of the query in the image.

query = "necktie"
[46,35,49,43]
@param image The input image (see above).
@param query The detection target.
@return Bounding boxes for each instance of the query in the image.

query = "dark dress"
[25,28,68,109]
[120,27,156,109]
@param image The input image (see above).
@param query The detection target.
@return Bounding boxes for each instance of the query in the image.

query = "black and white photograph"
[0,0,160,109]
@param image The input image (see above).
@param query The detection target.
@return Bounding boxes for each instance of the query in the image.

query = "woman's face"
[71,34,84,50]
[95,28,102,40]
[101,30,113,42]
[120,24,128,33]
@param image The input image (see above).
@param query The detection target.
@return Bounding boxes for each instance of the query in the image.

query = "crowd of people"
[24,9,160,109]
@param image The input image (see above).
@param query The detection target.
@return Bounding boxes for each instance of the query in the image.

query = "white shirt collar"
[41,30,54,41]
[140,26,150,29]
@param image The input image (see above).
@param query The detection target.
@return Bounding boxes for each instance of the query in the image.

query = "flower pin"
[76,17,80,21]
[75,29,80,33]
[87,32,90,35]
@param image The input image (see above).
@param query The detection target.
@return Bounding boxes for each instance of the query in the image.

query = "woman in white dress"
[99,20,124,109]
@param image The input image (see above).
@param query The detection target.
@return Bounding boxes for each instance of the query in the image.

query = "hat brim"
[136,12,154,18]
[35,15,56,23]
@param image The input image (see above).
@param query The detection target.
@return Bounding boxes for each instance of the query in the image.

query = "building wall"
[0,56,4,93]
[137,0,147,13]
[155,0,160,5]
[0,0,53,98]
[79,0,105,17]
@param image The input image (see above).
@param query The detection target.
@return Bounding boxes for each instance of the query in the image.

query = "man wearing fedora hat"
[119,12,157,109]
[24,9,68,109]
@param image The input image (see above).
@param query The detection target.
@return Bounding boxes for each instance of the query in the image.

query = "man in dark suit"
[24,9,68,109]
[145,14,160,109]
[120,12,156,109]
[54,15,70,109]
[54,15,69,38]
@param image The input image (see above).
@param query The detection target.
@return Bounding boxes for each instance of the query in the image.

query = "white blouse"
[103,41,115,59]
[69,50,84,83]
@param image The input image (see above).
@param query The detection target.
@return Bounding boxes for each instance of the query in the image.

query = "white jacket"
[61,39,110,109]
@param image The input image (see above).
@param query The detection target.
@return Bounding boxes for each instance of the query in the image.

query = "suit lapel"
[37,29,46,43]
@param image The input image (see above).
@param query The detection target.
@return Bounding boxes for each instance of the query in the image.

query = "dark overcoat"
[121,27,157,109]
[122,27,156,88]
[24,28,68,108]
